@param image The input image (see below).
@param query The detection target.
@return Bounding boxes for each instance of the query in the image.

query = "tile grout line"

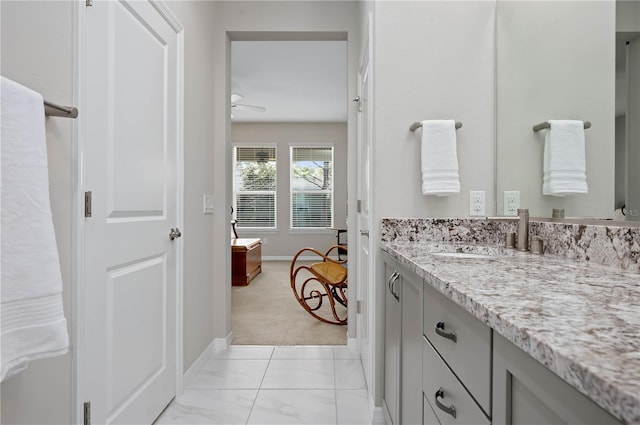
[333,347,339,425]
[245,346,275,425]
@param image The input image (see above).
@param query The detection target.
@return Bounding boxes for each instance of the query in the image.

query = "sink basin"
[426,244,514,259]
[430,252,502,259]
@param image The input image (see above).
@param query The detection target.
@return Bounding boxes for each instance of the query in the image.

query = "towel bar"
[410,121,462,132]
[44,100,78,119]
[533,121,590,132]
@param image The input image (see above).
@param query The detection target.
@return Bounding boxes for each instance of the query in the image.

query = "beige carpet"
[231,261,347,345]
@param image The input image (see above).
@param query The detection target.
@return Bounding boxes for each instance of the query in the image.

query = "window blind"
[234,147,277,229]
[290,146,334,229]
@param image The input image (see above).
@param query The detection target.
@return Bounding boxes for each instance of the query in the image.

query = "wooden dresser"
[231,238,262,286]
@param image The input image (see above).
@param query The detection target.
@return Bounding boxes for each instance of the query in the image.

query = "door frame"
[72,1,185,423]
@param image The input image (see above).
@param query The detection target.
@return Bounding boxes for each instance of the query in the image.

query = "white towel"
[1,76,69,382]
[542,120,588,196]
[420,120,460,196]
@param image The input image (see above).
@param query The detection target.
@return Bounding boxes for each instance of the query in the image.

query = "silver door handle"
[360,230,369,236]
[169,228,182,240]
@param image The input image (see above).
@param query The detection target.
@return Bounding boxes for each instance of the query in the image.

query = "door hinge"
[86,0,93,6]
[357,200,362,213]
[84,191,92,218]
[83,402,91,425]
[356,300,361,314]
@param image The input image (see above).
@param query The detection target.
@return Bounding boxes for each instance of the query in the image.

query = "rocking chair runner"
[290,245,348,325]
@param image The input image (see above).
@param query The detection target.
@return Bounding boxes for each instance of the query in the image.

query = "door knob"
[169,228,182,240]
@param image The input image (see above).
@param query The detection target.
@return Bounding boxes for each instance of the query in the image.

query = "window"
[233,147,277,229]
[290,146,334,229]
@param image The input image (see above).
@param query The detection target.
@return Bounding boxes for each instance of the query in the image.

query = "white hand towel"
[420,120,460,196]
[542,120,588,196]
[1,76,69,381]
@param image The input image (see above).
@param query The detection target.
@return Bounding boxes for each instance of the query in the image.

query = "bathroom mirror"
[496,0,640,220]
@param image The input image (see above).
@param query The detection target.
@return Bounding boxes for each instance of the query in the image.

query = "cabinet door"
[383,258,401,425]
[401,271,423,425]
[493,333,622,425]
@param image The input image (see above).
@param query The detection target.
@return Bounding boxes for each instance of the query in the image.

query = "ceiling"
[230,40,348,123]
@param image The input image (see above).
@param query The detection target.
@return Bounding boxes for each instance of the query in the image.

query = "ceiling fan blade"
[230,93,243,103]
[232,103,267,112]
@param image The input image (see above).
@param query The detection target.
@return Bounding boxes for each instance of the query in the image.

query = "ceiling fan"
[230,93,266,112]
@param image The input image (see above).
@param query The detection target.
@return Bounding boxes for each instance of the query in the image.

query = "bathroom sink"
[426,244,513,259]
[430,251,503,259]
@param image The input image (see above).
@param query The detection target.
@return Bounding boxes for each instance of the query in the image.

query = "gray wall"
[231,122,348,258]
[1,2,74,424]
[1,1,219,423]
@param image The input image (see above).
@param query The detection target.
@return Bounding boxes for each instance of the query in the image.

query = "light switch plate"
[469,191,486,216]
[503,191,520,216]
[203,194,214,214]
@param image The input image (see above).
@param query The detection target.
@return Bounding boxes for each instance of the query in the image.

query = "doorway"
[228,38,349,346]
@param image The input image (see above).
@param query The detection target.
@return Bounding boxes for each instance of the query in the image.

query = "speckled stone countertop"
[381,240,640,424]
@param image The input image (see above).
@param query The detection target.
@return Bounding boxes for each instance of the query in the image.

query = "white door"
[356,21,373,390]
[83,1,183,424]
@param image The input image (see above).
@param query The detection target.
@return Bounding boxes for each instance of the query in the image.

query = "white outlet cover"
[203,194,214,214]
[469,191,486,216]
[503,191,520,216]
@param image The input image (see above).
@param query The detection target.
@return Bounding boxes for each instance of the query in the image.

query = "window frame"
[289,143,335,232]
[232,144,278,231]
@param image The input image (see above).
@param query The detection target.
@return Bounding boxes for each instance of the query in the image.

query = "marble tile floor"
[155,345,372,425]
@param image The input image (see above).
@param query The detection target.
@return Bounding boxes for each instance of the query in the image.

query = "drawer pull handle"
[435,388,457,419]
[435,321,457,343]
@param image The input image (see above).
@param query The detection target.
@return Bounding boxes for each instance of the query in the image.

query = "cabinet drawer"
[423,340,490,425]
[423,283,491,415]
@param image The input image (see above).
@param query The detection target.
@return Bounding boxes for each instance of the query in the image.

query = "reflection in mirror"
[496,1,616,219]
[615,0,640,221]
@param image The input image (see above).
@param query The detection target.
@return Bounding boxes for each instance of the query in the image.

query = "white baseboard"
[182,339,216,390]
[372,406,387,425]
[182,332,232,390]
[347,337,357,351]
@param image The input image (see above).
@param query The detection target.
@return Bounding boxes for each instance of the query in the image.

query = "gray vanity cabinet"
[383,254,401,425]
[492,333,622,425]
[382,252,423,425]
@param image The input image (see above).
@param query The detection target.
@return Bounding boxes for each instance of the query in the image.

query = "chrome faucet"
[516,208,529,252]
[488,208,530,251]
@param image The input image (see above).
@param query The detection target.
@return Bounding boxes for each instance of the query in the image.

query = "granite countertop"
[381,240,640,425]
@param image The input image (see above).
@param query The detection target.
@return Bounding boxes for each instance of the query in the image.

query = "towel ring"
[533,121,591,132]
[410,121,463,132]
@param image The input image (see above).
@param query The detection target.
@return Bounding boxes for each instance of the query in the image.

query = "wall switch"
[503,191,520,216]
[469,191,486,216]
[203,194,214,214]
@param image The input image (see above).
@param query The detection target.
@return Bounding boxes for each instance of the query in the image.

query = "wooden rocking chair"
[290,245,348,325]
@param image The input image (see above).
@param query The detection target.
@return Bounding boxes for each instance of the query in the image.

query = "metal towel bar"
[410,121,462,132]
[533,121,590,132]
[44,100,78,118]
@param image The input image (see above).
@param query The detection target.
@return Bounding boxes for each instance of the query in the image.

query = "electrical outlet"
[203,194,214,214]
[503,191,520,216]
[469,191,486,216]
[262,238,268,245]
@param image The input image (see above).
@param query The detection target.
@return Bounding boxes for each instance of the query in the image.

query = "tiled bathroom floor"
[154,345,371,425]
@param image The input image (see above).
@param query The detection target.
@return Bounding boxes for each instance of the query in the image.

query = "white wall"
[211,0,361,346]
[165,1,218,374]
[373,1,497,220]
[231,123,348,257]
[496,1,615,218]
[364,0,497,407]
[1,2,75,423]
